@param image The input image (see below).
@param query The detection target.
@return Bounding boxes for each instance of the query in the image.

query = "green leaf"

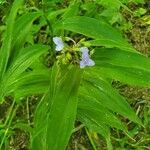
[94,64,150,87]
[10,12,41,63]
[97,0,122,9]
[55,16,130,48]
[0,44,49,103]
[95,48,150,71]
[83,39,134,51]
[62,3,79,19]
[78,95,126,131]
[13,12,41,47]
[13,70,50,100]
[77,108,110,138]
[94,48,150,87]
[77,96,114,150]
[81,71,142,125]
[0,0,6,5]
[31,65,82,150]
[47,9,66,23]
[6,44,49,82]
[0,0,24,79]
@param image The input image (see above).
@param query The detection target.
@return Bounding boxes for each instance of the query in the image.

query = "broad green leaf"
[31,65,82,150]
[94,48,150,87]
[77,108,110,138]
[13,70,50,100]
[83,39,134,51]
[0,0,23,79]
[95,48,150,71]
[78,95,126,131]
[9,12,41,63]
[0,44,49,103]
[55,16,131,48]
[81,71,142,125]
[93,64,150,87]
[12,12,41,48]
[77,96,114,150]
[47,9,66,23]
[5,44,49,82]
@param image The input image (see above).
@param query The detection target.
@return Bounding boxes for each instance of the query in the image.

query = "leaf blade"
[31,65,82,150]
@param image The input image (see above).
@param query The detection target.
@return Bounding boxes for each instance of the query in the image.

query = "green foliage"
[56,16,134,52]
[134,7,146,17]
[0,0,149,149]
[0,0,49,103]
[0,0,6,4]
[0,0,23,79]
[94,48,150,87]
[31,65,82,150]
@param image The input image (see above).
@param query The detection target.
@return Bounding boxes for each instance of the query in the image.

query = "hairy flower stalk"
[80,47,95,68]
[53,37,64,51]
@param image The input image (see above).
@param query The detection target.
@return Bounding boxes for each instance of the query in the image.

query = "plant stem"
[4,100,15,126]
[26,97,30,125]
[85,128,97,150]
[106,137,113,150]
[0,101,17,149]
[72,124,85,133]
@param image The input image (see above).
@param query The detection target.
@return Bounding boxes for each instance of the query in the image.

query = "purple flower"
[53,37,64,51]
[80,47,95,68]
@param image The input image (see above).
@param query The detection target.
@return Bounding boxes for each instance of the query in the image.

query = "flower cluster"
[53,37,95,68]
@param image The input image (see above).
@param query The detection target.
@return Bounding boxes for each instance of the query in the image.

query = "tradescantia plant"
[0,0,150,149]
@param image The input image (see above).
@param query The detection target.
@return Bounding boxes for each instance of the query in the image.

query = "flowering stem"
[0,101,17,149]
[42,2,54,52]
[85,128,97,150]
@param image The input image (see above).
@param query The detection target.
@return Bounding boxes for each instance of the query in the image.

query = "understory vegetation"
[0,0,149,149]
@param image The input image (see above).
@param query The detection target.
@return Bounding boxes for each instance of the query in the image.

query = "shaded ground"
[126,1,150,56]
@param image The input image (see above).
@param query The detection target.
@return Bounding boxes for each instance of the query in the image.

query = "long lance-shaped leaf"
[77,108,110,139]
[93,64,150,87]
[31,65,82,150]
[0,44,49,103]
[55,16,133,51]
[0,0,23,79]
[12,12,41,47]
[5,44,49,83]
[77,95,114,150]
[78,95,126,131]
[83,39,135,51]
[95,48,150,71]
[9,12,41,65]
[81,71,142,125]
[77,99,113,150]
[94,48,150,87]
[8,70,50,101]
